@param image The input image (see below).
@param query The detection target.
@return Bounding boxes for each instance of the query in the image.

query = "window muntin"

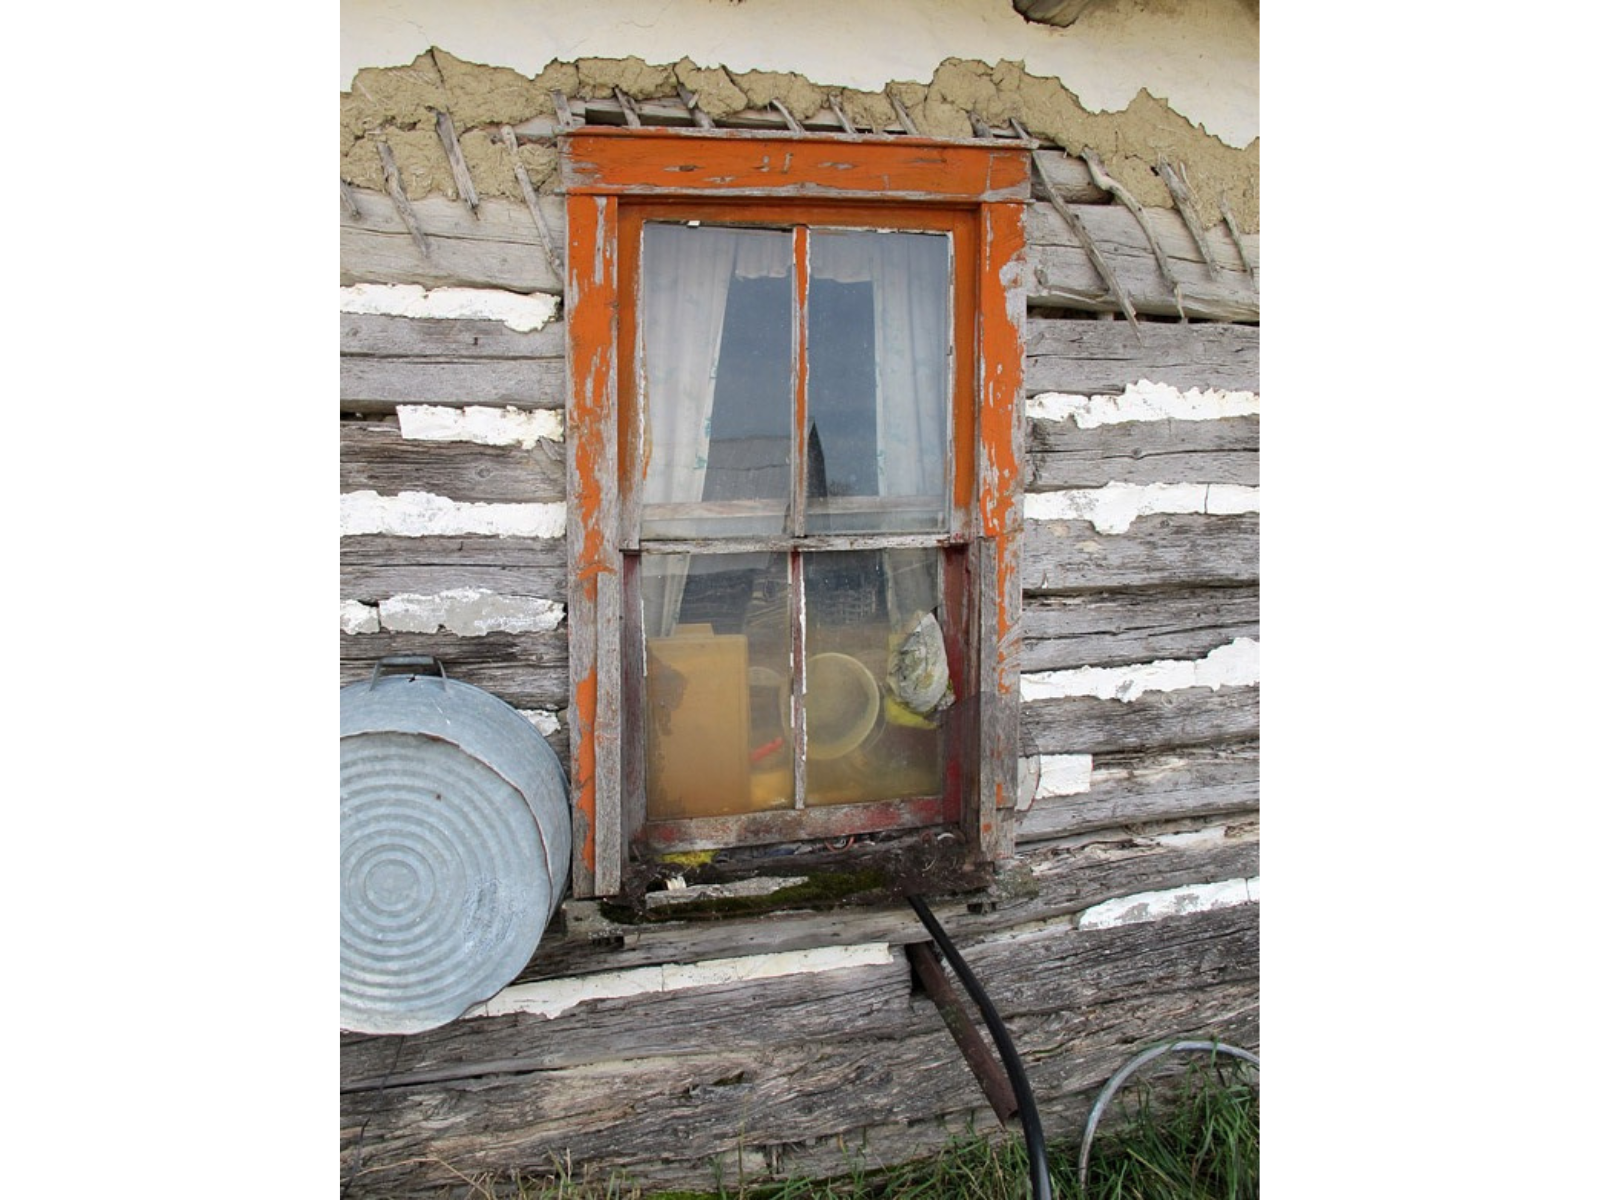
[640,546,952,825]
[635,223,953,542]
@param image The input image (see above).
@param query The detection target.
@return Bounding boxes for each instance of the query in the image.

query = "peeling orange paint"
[563,128,1030,203]
[977,202,1026,541]
[571,671,598,875]
[565,192,622,889]
[561,128,1030,890]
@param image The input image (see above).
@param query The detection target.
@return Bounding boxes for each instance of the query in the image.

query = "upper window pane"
[806,230,951,535]
[639,223,794,540]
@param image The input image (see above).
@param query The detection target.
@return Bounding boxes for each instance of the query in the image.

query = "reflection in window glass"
[803,548,946,805]
[634,222,955,824]
[807,230,950,534]
[639,224,793,540]
[642,554,793,821]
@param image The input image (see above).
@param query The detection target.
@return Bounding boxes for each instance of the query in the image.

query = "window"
[563,129,1029,896]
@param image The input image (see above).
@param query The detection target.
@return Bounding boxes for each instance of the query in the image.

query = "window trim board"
[564,131,1029,898]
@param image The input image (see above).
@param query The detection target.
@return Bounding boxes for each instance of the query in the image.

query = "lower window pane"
[639,548,951,824]
[641,554,793,821]
[803,548,947,806]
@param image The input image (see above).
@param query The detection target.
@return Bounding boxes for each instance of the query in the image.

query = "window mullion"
[789,548,807,811]
[790,226,810,540]
[789,226,810,812]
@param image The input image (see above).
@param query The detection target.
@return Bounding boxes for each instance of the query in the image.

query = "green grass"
[441,1059,1257,1200]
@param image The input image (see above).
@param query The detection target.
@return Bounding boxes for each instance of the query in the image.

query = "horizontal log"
[1019,742,1259,843]
[339,186,1257,321]
[341,311,565,360]
[343,897,1257,1092]
[341,535,568,606]
[1026,414,1258,489]
[770,990,1257,1183]
[339,630,569,712]
[340,313,567,412]
[1023,683,1259,756]
[507,834,1258,987]
[1025,317,1259,395]
[1026,202,1258,321]
[341,191,564,294]
[1032,148,1109,204]
[340,903,1256,1195]
[342,958,913,1089]
[1022,585,1259,672]
[339,312,1255,418]
[1022,513,1259,592]
[341,357,566,411]
[341,419,566,504]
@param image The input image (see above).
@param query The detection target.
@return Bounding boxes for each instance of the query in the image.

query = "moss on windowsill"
[600,865,892,923]
[599,831,997,924]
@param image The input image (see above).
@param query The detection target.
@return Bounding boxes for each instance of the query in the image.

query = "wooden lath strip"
[1024,138,1137,327]
[1080,146,1186,322]
[340,178,362,220]
[433,109,480,215]
[770,97,804,133]
[677,85,717,130]
[614,88,643,127]
[1158,157,1223,280]
[828,94,857,135]
[501,124,564,280]
[1219,195,1257,287]
[888,93,920,136]
[969,111,994,138]
[552,90,574,130]
[374,136,431,259]
[555,91,1051,143]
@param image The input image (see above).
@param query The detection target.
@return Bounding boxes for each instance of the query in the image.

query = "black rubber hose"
[907,893,1053,1200]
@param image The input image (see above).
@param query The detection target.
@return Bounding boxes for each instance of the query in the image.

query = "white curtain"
[639,225,949,638]
[810,230,949,514]
[639,224,790,635]
[811,230,950,626]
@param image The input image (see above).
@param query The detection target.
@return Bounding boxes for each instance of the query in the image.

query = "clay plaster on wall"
[1023,481,1259,534]
[1027,381,1259,428]
[463,943,896,1021]
[340,0,1257,229]
[341,599,381,634]
[339,490,566,538]
[519,709,563,737]
[342,0,1256,145]
[340,283,558,332]
[338,590,564,636]
[1020,637,1259,702]
[377,589,564,636]
[1077,875,1257,929]
[397,404,564,448]
[1018,751,1093,809]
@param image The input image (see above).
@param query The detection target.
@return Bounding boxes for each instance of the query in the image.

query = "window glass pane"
[802,548,946,806]
[807,231,951,534]
[641,553,794,820]
[639,224,794,540]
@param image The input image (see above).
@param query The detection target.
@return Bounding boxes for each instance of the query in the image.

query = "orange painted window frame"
[562,128,1029,897]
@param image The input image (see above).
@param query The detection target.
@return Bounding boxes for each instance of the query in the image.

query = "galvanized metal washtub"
[340,657,571,1034]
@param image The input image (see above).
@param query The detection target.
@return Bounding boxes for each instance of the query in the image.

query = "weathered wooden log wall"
[340,118,1258,1195]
